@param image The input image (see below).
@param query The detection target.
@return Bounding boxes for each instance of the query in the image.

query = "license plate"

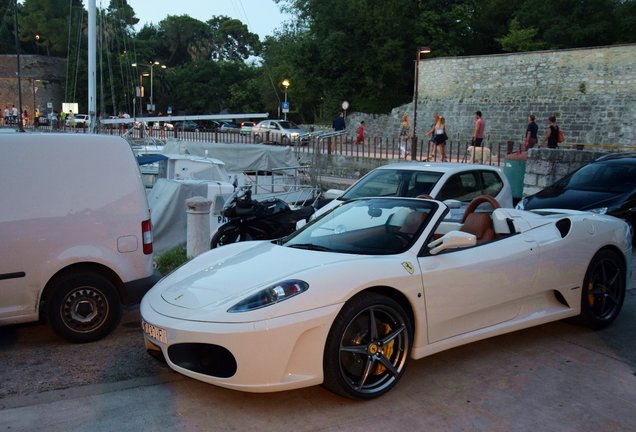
[142,320,168,344]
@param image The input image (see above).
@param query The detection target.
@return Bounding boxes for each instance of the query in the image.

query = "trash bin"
[504,157,526,202]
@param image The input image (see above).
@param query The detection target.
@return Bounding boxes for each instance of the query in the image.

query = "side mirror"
[442,199,462,209]
[427,230,476,255]
[323,189,345,199]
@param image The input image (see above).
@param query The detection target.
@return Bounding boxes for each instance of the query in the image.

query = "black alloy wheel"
[577,249,626,329]
[323,292,412,399]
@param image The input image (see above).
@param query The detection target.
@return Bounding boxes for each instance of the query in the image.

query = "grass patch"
[155,245,189,276]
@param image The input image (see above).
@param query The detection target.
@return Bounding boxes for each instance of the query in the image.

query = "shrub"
[155,245,189,276]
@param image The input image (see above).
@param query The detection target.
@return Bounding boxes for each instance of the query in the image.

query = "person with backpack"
[541,115,563,148]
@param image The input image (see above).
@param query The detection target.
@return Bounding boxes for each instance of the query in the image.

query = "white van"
[0,134,159,342]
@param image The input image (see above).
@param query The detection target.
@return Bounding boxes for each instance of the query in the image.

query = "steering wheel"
[461,195,501,223]
[416,194,433,199]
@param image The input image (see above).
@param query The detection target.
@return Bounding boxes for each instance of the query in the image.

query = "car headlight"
[589,207,609,215]
[228,279,309,312]
[515,199,525,210]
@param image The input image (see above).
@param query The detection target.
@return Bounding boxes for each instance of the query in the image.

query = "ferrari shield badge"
[402,261,415,274]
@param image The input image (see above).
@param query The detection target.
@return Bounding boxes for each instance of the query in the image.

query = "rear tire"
[47,272,121,343]
[575,249,626,330]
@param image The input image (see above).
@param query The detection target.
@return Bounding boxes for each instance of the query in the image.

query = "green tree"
[156,15,210,65]
[207,16,261,61]
[19,0,84,56]
[497,18,546,52]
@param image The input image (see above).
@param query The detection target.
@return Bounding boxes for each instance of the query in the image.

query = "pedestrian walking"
[541,115,561,149]
[3,106,9,126]
[524,115,539,150]
[423,114,440,160]
[398,114,411,158]
[355,121,365,145]
[472,110,485,147]
[11,105,18,125]
[433,116,448,161]
[332,111,345,132]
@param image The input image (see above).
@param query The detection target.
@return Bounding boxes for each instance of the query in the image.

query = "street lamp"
[412,46,431,160]
[132,61,166,113]
[282,79,290,120]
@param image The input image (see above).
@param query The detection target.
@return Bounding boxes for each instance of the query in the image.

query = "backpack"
[557,128,565,143]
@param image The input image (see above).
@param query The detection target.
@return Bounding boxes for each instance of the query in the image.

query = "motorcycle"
[210,185,316,248]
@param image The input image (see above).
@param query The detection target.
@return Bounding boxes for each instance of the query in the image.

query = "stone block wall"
[344,45,636,148]
[0,55,65,116]
[522,148,608,196]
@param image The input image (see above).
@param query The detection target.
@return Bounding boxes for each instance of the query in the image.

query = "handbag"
[557,128,565,143]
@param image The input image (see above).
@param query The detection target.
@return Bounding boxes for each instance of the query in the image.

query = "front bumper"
[140,298,342,393]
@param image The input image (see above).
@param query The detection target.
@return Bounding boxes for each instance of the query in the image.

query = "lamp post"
[412,46,431,160]
[132,61,165,113]
[282,79,290,120]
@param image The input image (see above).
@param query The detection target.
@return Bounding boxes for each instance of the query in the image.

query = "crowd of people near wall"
[333,109,565,155]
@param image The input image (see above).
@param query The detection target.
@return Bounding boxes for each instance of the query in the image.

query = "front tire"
[47,272,121,343]
[323,292,412,399]
[210,223,241,248]
[575,249,626,329]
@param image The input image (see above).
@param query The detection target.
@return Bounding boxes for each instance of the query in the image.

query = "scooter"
[210,185,316,248]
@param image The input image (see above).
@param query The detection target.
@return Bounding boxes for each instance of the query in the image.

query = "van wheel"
[47,272,122,343]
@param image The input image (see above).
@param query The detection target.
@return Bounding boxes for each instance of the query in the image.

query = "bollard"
[186,196,213,258]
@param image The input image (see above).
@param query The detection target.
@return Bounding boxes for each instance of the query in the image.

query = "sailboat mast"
[88,0,96,133]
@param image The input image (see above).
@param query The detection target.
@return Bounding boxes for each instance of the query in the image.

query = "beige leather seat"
[460,212,495,242]
[400,211,426,235]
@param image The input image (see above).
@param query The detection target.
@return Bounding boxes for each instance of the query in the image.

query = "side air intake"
[555,218,571,238]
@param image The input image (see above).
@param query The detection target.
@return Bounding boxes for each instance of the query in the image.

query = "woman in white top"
[433,116,448,161]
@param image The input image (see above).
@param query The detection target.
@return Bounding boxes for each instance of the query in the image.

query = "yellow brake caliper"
[374,323,395,375]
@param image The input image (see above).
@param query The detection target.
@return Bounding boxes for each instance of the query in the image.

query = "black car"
[517,153,636,241]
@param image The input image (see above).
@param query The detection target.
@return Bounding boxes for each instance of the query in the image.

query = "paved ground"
[1,262,635,431]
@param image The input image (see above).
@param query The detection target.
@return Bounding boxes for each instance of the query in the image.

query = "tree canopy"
[2,0,634,120]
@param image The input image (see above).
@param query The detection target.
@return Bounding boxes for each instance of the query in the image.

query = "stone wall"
[0,55,65,116]
[523,148,608,196]
[344,44,636,148]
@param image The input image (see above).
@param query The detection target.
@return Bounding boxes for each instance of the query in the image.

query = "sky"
[123,0,292,39]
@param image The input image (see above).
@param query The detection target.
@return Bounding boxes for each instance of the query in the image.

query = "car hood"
[524,188,626,211]
[150,241,360,315]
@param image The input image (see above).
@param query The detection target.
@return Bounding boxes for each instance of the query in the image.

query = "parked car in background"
[66,113,89,127]
[239,121,256,135]
[313,162,513,221]
[174,121,199,131]
[517,153,636,242]
[152,121,174,131]
[197,120,221,131]
[251,120,309,145]
[219,121,240,132]
[141,195,630,399]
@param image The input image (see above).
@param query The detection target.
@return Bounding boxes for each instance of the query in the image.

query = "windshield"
[556,162,636,194]
[284,198,436,255]
[341,169,443,200]
[278,121,300,129]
